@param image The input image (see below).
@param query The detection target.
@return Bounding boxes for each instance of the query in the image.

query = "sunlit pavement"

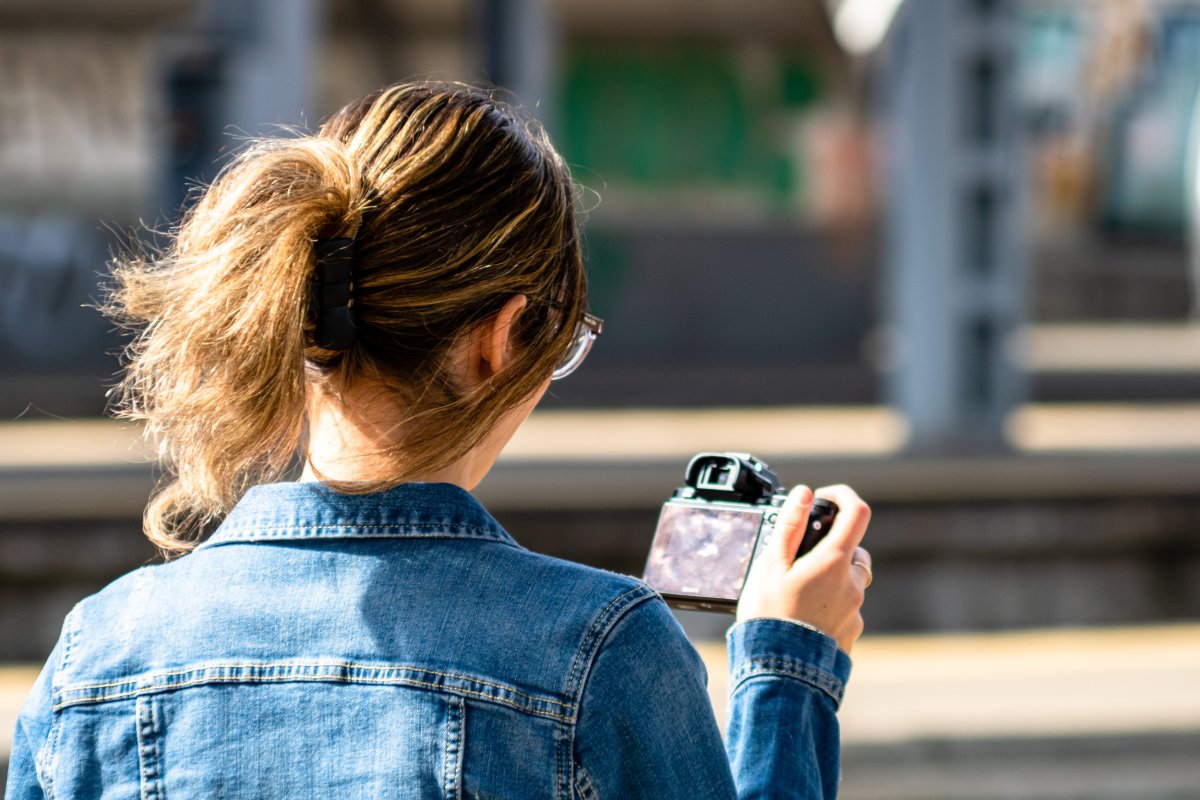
[3,624,1199,797]
[0,665,38,771]
[696,623,1200,741]
[696,623,1200,799]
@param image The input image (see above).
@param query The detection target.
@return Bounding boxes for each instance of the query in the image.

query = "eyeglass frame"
[551,312,604,381]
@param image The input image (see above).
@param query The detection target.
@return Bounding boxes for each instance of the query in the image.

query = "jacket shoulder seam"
[563,582,658,706]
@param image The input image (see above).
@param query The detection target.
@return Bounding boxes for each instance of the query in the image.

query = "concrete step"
[5,406,1200,522]
[840,732,1200,800]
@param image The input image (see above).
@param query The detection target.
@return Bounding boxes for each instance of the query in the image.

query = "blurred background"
[2,0,1200,796]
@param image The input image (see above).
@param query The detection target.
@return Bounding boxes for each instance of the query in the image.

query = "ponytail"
[108,137,368,554]
[109,83,587,556]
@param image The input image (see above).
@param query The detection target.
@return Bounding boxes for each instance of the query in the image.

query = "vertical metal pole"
[481,0,558,128]
[884,0,1027,452]
[216,0,319,135]
[164,0,319,217]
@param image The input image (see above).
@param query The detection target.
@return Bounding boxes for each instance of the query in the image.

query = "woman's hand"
[736,484,872,654]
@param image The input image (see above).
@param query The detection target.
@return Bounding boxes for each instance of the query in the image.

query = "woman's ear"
[464,294,528,386]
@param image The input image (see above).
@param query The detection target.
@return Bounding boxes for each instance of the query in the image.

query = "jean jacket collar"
[197,481,519,549]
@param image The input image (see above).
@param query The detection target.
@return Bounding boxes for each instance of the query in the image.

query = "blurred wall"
[2,0,1199,661]
[0,0,880,417]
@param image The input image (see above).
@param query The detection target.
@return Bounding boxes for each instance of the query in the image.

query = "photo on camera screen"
[643,503,764,601]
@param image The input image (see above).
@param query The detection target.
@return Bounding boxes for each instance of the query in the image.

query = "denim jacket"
[7,482,851,799]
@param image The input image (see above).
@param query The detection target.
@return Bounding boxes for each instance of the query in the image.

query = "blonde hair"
[108,83,587,555]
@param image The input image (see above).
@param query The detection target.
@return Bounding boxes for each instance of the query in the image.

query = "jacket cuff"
[726,618,852,708]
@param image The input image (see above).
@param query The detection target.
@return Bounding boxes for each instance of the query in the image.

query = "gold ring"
[851,559,873,588]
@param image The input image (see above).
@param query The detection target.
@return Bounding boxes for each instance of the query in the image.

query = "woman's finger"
[811,484,871,558]
[767,484,814,565]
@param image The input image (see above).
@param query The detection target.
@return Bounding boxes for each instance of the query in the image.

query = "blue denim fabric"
[6,482,851,799]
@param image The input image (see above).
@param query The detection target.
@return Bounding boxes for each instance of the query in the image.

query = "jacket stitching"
[43,716,61,800]
[562,585,655,800]
[731,669,843,707]
[730,658,846,706]
[212,522,503,534]
[573,763,598,800]
[56,661,566,708]
[54,665,575,722]
[23,717,53,800]
[57,675,574,722]
[217,524,500,534]
[556,717,575,800]
[136,696,163,800]
[60,607,77,673]
[39,605,80,800]
[731,656,844,690]
[564,584,654,700]
[443,696,464,800]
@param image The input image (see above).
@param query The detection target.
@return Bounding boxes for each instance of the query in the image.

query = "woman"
[6,83,871,800]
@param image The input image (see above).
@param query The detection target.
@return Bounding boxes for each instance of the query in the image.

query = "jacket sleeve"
[572,596,738,800]
[725,619,852,800]
[4,639,61,800]
[571,597,851,800]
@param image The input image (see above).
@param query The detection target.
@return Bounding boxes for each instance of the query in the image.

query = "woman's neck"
[300,379,538,491]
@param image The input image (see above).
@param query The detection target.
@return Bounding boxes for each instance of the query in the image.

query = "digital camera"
[641,452,838,613]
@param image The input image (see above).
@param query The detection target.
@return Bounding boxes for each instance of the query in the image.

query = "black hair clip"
[311,237,357,350]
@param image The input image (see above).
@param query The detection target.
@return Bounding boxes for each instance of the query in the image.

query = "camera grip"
[795,498,838,559]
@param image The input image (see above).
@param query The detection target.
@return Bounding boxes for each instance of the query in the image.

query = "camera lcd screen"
[642,502,764,602]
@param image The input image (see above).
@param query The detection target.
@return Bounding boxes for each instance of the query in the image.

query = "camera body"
[641,452,837,613]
